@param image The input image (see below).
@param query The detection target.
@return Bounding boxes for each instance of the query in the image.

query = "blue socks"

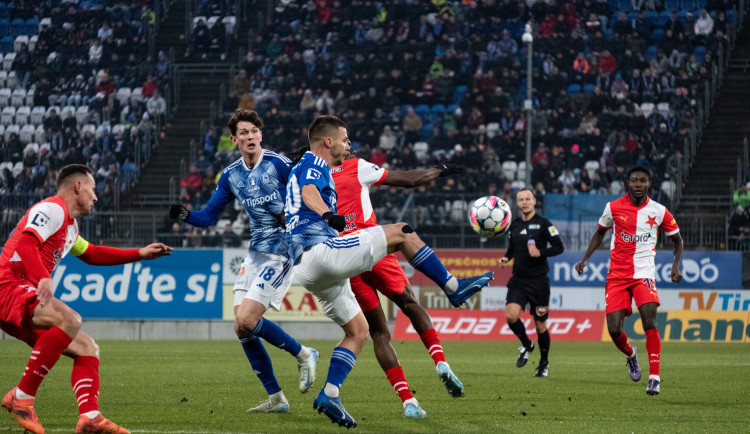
[325,347,357,393]
[409,245,457,292]
[239,335,281,395]
[252,317,303,356]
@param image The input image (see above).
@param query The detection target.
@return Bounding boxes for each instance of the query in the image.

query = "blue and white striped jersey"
[187,149,291,257]
[285,151,338,262]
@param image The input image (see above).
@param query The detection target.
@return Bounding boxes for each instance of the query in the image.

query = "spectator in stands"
[96,73,116,97]
[728,206,750,250]
[142,75,157,100]
[694,10,714,44]
[734,184,750,208]
[192,18,212,59]
[43,109,64,136]
[221,224,241,247]
[147,88,167,125]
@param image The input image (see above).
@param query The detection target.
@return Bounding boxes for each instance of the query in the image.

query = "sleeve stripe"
[373,169,388,186]
[664,228,680,236]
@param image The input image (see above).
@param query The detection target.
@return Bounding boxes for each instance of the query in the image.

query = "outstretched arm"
[382,161,463,188]
[72,236,173,266]
[575,227,608,274]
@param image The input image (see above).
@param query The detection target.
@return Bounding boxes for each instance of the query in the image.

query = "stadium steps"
[679,69,750,211]
[155,0,188,59]
[133,72,228,202]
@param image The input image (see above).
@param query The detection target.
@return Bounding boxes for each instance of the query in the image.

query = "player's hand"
[36,277,53,308]
[574,260,587,274]
[435,160,464,177]
[671,263,682,283]
[322,212,346,231]
[139,243,174,260]
[169,204,190,222]
[499,257,510,267]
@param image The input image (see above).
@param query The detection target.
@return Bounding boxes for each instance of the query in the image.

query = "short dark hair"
[517,187,535,197]
[308,115,347,145]
[56,164,92,189]
[626,165,651,181]
[227,109,263,136]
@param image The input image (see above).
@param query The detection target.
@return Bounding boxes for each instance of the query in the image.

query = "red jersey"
[0,196,79,284]
[597,195,679,280]
[330,158,388,234]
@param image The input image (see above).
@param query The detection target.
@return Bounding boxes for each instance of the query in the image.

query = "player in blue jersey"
[286,115,494,428]
[169,109,318,413]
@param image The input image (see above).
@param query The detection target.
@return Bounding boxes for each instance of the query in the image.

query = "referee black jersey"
[504,214,565,279]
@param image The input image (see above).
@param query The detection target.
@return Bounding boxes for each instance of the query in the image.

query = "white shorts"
[232,251,294,312]
[294,226,388,325]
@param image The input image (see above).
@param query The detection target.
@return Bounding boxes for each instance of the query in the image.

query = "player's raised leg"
[382,223,493,307]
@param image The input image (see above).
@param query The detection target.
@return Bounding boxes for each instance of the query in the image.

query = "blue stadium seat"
[583,84,596,96]
[0,18,9,35]
[567,84,581,97]
[694,45,707,63]
[9,18,24,38]
[0,35,13,53]
[453,85,467,105]
[725,9,738,24]
[23,18,38,36]
[693,0,707,9]
[645,11,659,25]
[430,104,446,116]
[617,0,631,11]
[645,45,658,62]
[420,123,433,141]
[400,104,413,117]
[0,3,7,20]
[446,104,459,115]
[677,10,689,22]
[415,104,430,122]
[651,28,666,43]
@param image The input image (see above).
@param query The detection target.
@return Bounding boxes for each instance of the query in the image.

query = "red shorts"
[0,281,44,346]
[605,278,660,316]
[350,254,409,313]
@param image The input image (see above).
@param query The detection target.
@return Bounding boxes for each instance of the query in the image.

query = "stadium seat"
[0,3,7,20]
[511,180,525,191]
[400,104,413,117]
[453,85,468,105]
[12,161,23,177]
[76,105,89,124]
[116,87,131,106]
[415,104,430,122]
[28,34,37,52]
[430,104,446,123]
[660,180,675,198]
[5,70,14,88]
[10,88,24,107]
[645,46,658,62]
[14,105,30,125]
[0,162,11,174]
[657,102,670,116]
[222,16,237,34]
[45,106,61,118]
[0,87,10,106]
[0,35,13,54]
[640,102,655,118]
[3,52,15,70]
[611,180,624,194]
[694,46,707,63]
[24,85,34,105]
[0,70,6,87]
[30,106,45,125]
[446,104,459,115]
[38,17,51,32]
[5,123,19,138]
[81,124,97,138]
[665,0,681,11]
[23,142,38,155]
[486,122,500,139]
[33,124,45,143]
[207,16,221,28]
[192,16,207,31]
[13,35,28,52]
[567,84,581,98]
[584,160,600,180]
[583,84,596,96]
[9,18,25,38]
[1,106,15,125]
[413,141,429,160]
[502,161,517,180]
[725,9,738,24]
[130,86,143,104]
[0,18,8,33]
[650,29,665,43]
[24,18,38,36]
[420,123,433,141]
[19,125,34,144]
[517,161,527,182]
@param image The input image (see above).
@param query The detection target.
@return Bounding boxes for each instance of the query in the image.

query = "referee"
[500,187,564,377]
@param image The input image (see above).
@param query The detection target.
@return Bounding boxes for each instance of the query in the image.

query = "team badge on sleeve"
[306,169,322,180]
[548,226,559,237]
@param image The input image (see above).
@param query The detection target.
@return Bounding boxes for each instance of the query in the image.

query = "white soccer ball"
[468,195,512,238]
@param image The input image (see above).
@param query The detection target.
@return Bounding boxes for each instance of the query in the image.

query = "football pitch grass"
[1,339,748,433]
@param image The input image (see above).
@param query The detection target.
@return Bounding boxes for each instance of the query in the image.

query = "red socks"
[645,328,661,376]
[385,366,414,403]
[18,327,73,396]
[419,329,446,365]
[72,356,100,414]
[612,331,634,357]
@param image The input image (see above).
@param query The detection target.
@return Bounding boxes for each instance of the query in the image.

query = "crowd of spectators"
[175,0,739,237]
[186,0,238,60]
[0,0,165,213]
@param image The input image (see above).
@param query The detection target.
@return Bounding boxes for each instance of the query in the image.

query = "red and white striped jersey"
[0,196,78,282]
[330,158,388,235]
[598,195,679,280]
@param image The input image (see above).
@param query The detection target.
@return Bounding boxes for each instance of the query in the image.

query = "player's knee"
[61,309,83,334]
[234,317,259,337]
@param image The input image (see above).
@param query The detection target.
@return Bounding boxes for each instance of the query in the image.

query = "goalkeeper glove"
[436,160,464,177]
[169,204,191,222]
[322,211,346,231]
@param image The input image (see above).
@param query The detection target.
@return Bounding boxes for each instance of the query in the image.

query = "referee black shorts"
[506,275,551,321]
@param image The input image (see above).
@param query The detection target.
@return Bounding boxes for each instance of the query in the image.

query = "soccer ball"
[469,196,512,238]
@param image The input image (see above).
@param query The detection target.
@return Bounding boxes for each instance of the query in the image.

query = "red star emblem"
[646,215,658,228]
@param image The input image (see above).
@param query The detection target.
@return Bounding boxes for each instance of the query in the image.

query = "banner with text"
[622,311,750,342]
[549,251,741,289]
[394,249,511,286]
[52,250,223,319]
[393,309,604,341]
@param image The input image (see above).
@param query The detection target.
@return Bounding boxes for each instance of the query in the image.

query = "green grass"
[1,340,748,433]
